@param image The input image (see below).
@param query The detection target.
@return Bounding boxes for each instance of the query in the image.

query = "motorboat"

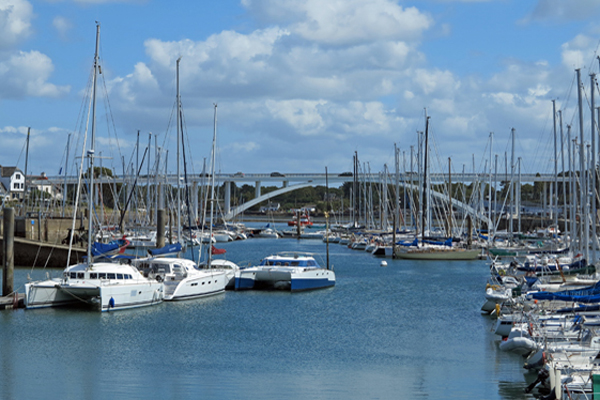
[287,212,313,226]
[133,257,227,301]
[235,252,335,291]
[25,261,164,311]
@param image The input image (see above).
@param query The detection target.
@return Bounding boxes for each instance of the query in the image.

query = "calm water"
[1,225,536,400]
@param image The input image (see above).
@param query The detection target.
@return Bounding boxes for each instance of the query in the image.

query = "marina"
[3,10,600,400]
[2,232,533,400]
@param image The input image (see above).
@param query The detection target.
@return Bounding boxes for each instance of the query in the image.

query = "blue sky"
[2,0,600,180]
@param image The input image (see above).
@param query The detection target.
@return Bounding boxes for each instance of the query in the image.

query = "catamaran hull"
[235,269,335,291]
[25,280,163,311]
[163,271,227,301]
[25,279,81,309]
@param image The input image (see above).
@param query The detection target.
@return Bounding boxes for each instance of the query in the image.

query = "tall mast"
[559,110,567,240]
[87,22,100,265]
[448,157,452,237]
[421,115,430,241]
[176,57,182,247]
[208,104,218,267]
[62,132,71,218]
[488,132,493,245]
[24,127,30,213]
[576,69,589,261]
[509,128,515,238]
[147,132,152,225]
[552,99,558,229]
[590,74,597,263]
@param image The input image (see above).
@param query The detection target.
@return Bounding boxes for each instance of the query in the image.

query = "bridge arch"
[222,180,492,228]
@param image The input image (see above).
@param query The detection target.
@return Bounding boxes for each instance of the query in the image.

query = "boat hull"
[394,248,480,260]
[25,279,81,309]
[235,268,335,291]
[163,271,227,301]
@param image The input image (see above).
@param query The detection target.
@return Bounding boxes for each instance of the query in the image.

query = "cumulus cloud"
[243,0,432,46]
[0,0,33,49]
[0,50,71,99]
[68,0,598,174]
[560,34,598,69]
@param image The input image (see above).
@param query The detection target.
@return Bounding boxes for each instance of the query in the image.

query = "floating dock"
[0,293,24,310]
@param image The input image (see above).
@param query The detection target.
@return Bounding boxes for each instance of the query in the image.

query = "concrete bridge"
[37,171,558,225]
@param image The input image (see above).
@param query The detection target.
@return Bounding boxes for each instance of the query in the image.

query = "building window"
[15,174,20,179]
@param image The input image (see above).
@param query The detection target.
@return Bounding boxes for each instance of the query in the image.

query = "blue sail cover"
[422,237,453,247]
[149,242,182,256]
[91,239,127,257]
[528,280,600,302]
[518,258,587,273]
[397,237,418,247]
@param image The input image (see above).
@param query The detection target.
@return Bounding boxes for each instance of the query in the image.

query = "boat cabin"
[260,254,320,268]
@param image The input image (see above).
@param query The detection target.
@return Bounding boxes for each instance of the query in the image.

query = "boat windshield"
[261,258,319,267]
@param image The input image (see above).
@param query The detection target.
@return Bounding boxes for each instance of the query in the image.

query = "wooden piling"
[3,207,14,297]
[157,209,165,249]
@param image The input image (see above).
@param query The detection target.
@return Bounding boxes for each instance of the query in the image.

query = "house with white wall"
[0,166,25,200]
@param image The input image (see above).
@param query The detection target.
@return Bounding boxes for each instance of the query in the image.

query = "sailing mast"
[421,115,430,243]
[207,104,218,268]
[23,127,30,214]
[176,57,182,250]
[87,22,100,265]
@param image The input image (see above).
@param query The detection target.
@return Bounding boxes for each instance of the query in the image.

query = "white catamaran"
[25,24,164,312]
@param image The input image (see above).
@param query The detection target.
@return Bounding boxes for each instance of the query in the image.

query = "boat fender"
[528,323,533,336]
[108,297,115,310]
[495,304,501,316]
[156,275,163,282]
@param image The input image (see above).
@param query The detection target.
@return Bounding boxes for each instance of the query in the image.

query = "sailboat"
[25,24,164,311]
[393,114,480,260]
[195,103,240,289]
[129,60,230,301]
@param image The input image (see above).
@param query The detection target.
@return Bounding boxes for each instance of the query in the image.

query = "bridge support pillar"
[224,181,231,215]
[283,180,288,188]
[255,181,261,197]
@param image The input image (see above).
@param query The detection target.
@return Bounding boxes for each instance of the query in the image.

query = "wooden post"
[156,209,165,249]
[3,207,15,296]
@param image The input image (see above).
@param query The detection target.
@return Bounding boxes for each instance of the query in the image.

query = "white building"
[0,166,25,201]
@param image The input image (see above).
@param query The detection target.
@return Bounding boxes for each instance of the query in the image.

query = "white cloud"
[560,34,597,69]
[0,50,70,99]
[243,0,432,46]
[265,99,327,135]
[0,0,33,49]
